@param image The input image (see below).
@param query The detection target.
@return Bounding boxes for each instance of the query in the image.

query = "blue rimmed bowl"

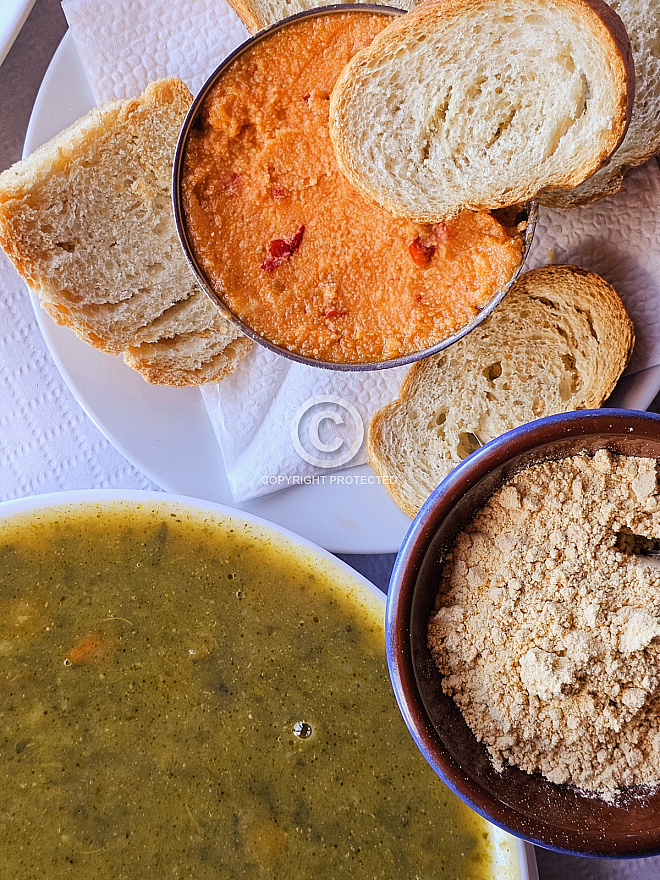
[386,408,660,856]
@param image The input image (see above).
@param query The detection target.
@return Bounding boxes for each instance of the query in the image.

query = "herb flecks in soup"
[0,504,507,878]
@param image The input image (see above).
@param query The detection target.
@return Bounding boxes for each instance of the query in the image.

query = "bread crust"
[329,0,635,223]
[539,166,627,208]
[0,78,249,386]
[124,335,252,386]
[367,264,634,517]
[539,150,658,210]
[540,0,658,208]
[224,0,414,33]
[224,0,263,33]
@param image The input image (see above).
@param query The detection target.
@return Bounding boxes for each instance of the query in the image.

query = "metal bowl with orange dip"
[174,6,535,370]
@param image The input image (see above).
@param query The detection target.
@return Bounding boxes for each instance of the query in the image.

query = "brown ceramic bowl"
[172,4,537,372]
[387,408,660,856]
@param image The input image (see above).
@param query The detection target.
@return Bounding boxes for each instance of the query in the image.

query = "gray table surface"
[2,2,660,877]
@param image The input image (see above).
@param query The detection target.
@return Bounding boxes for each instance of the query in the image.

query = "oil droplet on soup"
[0,505,507,879]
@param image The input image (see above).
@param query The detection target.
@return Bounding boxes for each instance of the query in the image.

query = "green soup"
[0,502,515,879]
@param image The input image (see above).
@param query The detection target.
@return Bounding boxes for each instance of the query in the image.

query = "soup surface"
[0,503,514,879]
[181,12,524,364]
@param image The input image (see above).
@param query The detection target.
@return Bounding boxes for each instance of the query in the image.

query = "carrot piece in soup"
[65,633,105,666]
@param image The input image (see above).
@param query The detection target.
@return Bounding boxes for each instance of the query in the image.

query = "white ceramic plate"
[0,0,36,67]
[23,33,660,555]
[22,31,412,555]
[0,488,539,880]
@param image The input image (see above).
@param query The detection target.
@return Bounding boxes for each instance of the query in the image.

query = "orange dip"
[181,12,524,364]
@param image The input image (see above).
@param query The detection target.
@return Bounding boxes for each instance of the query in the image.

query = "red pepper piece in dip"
[409,236,437,269]
[261,225,305,272]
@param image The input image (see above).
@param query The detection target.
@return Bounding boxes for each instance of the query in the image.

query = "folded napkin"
[61,0,249,103]
[526,161,660,378]
[200,348,409,501]
[62,0,660,502]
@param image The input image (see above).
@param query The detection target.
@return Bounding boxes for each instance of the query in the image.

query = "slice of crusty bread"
[540,0,660,207]
[124,331,252,387]
[368,265,634,517]
[230,0,655,210]
[226,0,414,33]
[0,78,248,386]
[329,0,634,223]
[123,292,252,386]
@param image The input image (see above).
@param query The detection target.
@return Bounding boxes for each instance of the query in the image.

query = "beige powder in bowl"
[428,449,660,802]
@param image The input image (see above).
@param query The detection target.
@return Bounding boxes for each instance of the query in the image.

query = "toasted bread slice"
[541,0,660,207]
[124,332,252,387]
[368,265,634,517]
[0,78,249,386]
[226,0,414,33]
[329,0,634,223]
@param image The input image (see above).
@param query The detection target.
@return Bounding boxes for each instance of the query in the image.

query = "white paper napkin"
[0,251,158,501]
[200,347,409,501]
[61,0,250,104]
[526,161,660,378]
[61,0,660,502]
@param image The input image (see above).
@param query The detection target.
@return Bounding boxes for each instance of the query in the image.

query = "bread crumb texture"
[0,78,249,386]
[541,0,660,206]
[428,450,660,801]
[329,0,633,221]
[367,265,633,518]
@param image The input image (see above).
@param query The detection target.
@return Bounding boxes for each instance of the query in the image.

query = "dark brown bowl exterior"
[172,4,537,372]
[387,409,660,857]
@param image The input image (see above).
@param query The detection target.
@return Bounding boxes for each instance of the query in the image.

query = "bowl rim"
[386,408,660,857]
[171,3,538,372]
[0,488,385,607]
